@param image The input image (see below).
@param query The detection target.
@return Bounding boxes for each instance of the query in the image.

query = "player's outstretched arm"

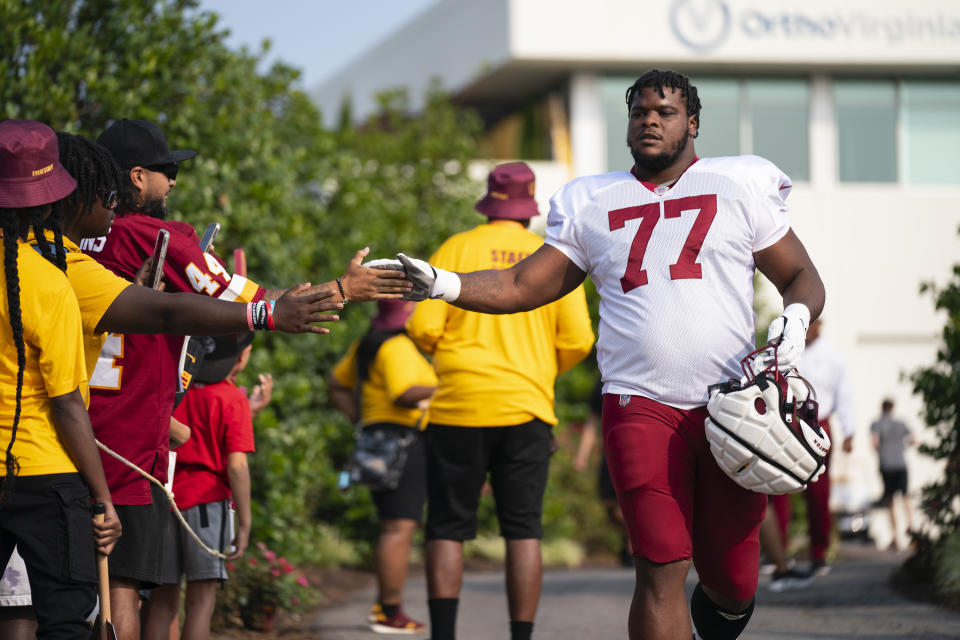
[398,244,586,314]
[96,283,343,336]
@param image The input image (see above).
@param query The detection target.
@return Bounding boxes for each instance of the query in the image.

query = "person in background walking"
[871,398,915,550]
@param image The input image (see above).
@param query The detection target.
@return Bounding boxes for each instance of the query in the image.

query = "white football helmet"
[705,346,831,495]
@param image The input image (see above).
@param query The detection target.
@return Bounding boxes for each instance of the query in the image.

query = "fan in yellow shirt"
[0,119,121,639]
[405,163,594,640]
[329,299,436,634]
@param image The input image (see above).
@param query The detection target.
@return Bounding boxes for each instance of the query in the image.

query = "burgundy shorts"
[601,394,767,600]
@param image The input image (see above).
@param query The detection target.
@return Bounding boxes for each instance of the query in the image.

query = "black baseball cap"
[194,332,255,384]
[96,119,197,170]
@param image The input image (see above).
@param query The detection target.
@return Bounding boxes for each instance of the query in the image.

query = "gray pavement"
[308,542,960,639]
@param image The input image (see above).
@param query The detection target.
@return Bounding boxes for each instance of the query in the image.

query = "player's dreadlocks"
[626,69,702,134]
[54,132,121,221]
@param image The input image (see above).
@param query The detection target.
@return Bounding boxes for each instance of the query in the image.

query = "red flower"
[297,575,309,587]
[264,550,276,561]
[248,557,258,566]
[271,568,280,577]
[226,562,236,571]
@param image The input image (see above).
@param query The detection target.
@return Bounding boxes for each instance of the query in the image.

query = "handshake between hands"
[364,254,461,303]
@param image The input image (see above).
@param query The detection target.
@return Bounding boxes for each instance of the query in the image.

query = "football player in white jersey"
[395,69,825,640]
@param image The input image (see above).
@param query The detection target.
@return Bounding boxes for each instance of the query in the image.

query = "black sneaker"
[810,559,831,576]
[768,567,813,592]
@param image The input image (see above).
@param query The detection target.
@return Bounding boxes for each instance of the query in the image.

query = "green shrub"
[214,541,320,631]
[906,229,960,603]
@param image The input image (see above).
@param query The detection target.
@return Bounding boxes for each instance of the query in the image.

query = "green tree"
[1,0,483,562]
[907,230,960,603]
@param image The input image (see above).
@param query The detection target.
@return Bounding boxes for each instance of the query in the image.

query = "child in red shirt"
[145,332,260,639]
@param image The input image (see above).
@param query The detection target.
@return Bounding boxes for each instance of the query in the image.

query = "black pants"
[0,473,97,640]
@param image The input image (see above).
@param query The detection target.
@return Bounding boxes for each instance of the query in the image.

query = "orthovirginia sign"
[670,0,960,54]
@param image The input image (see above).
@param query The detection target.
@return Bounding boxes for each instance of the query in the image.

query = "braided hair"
[625,69,702,134]
[54,132,121,224]
[27,204,67,271]
[0,205,68,504]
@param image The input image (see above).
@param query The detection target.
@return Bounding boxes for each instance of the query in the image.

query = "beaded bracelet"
[336,277,349,303]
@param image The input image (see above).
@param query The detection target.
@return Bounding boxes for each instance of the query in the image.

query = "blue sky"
[197,0,439,89]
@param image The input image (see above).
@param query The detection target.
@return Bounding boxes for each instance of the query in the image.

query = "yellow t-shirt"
[406,221,594,427]
[0,242,87,475]
[331,333,438,428]
[27,231,131,404]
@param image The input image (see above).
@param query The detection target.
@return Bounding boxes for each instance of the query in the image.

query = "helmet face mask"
[705,345,831,494]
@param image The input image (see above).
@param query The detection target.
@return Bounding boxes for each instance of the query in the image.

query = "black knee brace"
[690,582,755,640]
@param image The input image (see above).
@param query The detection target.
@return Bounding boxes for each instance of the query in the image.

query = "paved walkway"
[308,542,960,639]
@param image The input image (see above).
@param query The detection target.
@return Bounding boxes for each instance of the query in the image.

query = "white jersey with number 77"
[544,154,792,409]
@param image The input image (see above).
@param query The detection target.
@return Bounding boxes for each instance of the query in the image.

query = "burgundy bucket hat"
[371,299,415,332]
[0,120,77,208]
[474,162,540,220]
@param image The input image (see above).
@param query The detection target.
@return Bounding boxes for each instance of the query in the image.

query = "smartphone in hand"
[199,222,220,253]
[149,229,170,290]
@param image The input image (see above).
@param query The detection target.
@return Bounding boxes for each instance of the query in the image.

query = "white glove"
[762,303,810,372]
[396,253,461,302]
[362,258,404,271]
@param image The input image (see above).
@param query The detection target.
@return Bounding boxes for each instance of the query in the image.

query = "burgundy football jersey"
[82,212,264,505]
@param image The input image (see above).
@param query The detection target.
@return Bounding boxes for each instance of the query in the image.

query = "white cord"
[95,439,227,559]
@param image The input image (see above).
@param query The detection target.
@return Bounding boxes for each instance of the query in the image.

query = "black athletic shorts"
[109,482,171,588]
[881,468,908,503]
[425,418,552,541]
[368,423,427,523]
[0,473,97,636]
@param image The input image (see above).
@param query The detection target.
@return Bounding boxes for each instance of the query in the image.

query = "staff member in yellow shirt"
[329,299,437,635]
[406,163,594,640]
[0,119,122,639]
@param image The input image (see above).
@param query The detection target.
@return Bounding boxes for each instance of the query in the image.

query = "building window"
[691,78,740,159]
[686,76,810,180]
[902,80,960,185]
[481,98,555,161]
[601,76,634,172]
[835,80,897,183]
[746,79,810,182]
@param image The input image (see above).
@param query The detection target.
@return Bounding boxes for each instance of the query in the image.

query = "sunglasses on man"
[144,162,178,181]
